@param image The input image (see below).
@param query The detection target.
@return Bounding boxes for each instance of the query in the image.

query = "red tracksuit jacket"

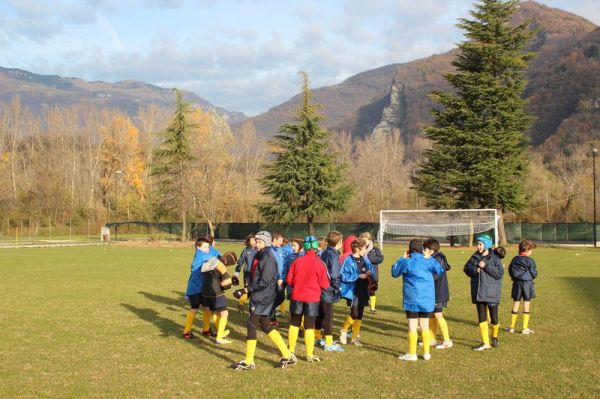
[286,250,330,303]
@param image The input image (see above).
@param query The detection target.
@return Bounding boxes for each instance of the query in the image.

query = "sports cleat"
[182,331,196,339]
[324,343,345,352]
[339,330,348,345]
[423,353,431,361]
[306,356,321,362]
[276,354,297,369]
[370,308,377,314]
[505,327,515,333]
[491,338,499,347]
[315,339,325,349]
[270,321,280,328]
[418,340,438,347]
[522,328,535,335]
[231,360,255,371]
[216,338,232,345]
[398,353,418,361]
[435,340,453,350]
[202,329,217,338]
[472,343,492,351]
[351,338,363,347]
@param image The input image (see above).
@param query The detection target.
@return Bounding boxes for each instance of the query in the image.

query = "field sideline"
[1,244,599,398]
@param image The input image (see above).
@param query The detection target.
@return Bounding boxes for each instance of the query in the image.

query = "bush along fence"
[104,221,600,245]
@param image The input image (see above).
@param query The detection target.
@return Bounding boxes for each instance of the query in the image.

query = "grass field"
[1,243,599,398]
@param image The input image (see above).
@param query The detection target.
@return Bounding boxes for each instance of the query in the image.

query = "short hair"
[423,238,440,252]
[326,230,343,247]
[318,236,327,250]
[204,235,215,244]
[291,237,303,247]
[495,246,507,259]
[244,234,255,247]
[272,231,285,240]
[359,232,373,241]
[195,237,210,247]
[408,239,423,254]
[351,238,367,253]
[519,239,536,253]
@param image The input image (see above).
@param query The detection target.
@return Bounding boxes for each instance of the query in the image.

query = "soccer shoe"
[398,353,418,362]
[306,356,321,362]
[276,354,297,369]
[231,361,255,371]
[339,330,348,345]
[370,308,377,314]
[216,338,232,345]
[182,331,196,340]
[324,343,345,352]
[423,353,431,361]
[435,340,453,349]
[418,340,438,347]
[491,338,499,348]
[472,343,492,351]
[351,338,363,347]
[316,339,325,349]
[202,329,217,338]
[270,321,280,328]
[522,328,535,335]
[505,327,515,333]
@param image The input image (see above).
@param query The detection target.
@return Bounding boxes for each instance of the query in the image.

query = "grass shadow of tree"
[561,277,600,321]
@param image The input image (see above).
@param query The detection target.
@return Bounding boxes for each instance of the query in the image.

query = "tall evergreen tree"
[258,72,352,234]
[412,0,535,243]
[151,89,196,240]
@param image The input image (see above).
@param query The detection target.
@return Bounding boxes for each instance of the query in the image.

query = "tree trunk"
[307,216,314,235]
[498,209,508,245]
[181,208,187,241]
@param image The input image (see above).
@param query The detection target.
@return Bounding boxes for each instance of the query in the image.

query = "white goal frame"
[378,209,498,250]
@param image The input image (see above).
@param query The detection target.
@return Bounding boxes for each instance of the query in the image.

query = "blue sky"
[0,0,598,115]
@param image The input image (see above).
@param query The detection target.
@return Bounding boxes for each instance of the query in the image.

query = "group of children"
[182,230,539,368]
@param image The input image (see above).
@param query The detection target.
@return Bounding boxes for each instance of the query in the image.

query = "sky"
[0,0,599,115]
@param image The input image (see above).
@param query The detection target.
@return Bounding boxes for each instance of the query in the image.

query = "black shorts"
[289,300,320,317]
[249,300,274,316]
[202,295,228,311]
[511,281,536,301]
[406,311,431,319]
[188,293,203,310]
[346,295,370,308]
[434,302,448,313]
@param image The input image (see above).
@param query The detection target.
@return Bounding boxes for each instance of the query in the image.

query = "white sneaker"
[351,338,363,347]
[505,327,515,333]
[423,353,431,361]
[522,328,535,335]
[340,329,348,345]
[472,343,491,351]
[418,340,437,347]
[435,340,453,349]
[398,353,418,361]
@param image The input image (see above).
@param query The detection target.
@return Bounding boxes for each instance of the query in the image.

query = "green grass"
[1,244,599,398]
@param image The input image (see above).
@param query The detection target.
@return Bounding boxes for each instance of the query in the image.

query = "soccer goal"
[378,209,498,249]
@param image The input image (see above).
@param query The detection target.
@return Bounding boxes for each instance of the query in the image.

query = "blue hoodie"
[185,249,214,297]
[340,255,374,301]
[391,253,445,312]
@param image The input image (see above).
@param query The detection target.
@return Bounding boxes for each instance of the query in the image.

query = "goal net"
[378,209,498,249]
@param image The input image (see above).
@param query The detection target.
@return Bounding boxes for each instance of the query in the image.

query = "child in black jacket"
[506,239,538,334]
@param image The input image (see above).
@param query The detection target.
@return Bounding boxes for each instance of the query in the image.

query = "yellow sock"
[421,328,431,355]
[211,313,218,327]
[184,310,196,333]
[370,295,377,310]
[325,335,333,347]
[429,316,438,341]
[202,308,212,332]
[353,320,362,337]
[278,301,287,313]
[268,330,292,358]
[479,322,490,346]
[510,312,518,329]
[305,329,315,357]
[314,329,321,340]
[342,316,354,332]
[408,331,418,356]
[288,325,300,353]
[523,313,530,330]
[239,293,249,306]
[491,324,499,338]
[216,315,228,341]
[437,316,450,342]
[245,339,257,364]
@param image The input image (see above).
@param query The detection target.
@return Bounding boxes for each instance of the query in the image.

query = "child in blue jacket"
[506,239,538,334]
[391,239,445,361]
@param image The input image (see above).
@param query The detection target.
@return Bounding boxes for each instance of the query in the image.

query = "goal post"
[378,209,499,249]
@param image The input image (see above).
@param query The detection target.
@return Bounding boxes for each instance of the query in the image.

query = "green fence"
[105,221,599,245]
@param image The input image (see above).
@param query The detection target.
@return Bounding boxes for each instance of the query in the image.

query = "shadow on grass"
[561,277,600,321]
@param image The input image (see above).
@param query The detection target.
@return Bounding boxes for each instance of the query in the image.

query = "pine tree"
[258,72,352,234]
[412,0,535,243]
[150,89,196,240]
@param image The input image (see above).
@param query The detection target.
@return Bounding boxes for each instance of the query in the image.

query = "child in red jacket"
[286,235,330,362]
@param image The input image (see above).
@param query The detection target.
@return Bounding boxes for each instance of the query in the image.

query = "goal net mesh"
[380,209,497,238]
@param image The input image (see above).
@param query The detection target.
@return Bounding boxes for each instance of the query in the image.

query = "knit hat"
[303,235,319,251]
[255,231,272,247]
[477,234,493,250]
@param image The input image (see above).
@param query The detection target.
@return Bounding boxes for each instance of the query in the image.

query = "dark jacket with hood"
[463,250,504,304]
[432,251,451,304]
[247,246,279,306]
[320,245,342,303]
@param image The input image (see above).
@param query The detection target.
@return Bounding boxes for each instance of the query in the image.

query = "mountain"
[0,67,247,125]
[240,1,600,154]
